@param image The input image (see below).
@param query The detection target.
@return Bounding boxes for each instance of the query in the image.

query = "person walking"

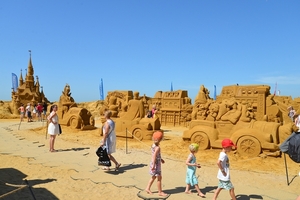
[184,143,205,197]
[25,103,33,122]
[101,110,121,171]
[212,138,237,200]
[18,104,25,122]
[36,103,43,122]
[43,101,48,121]
[47,105,59,152]
[145,131,168,197]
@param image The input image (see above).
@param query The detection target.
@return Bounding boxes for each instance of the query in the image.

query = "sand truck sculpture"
[57,84,95,130]
[183,84,296,157]
[100,91,161,140]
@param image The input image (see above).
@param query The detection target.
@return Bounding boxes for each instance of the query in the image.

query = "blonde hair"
[189,143,199,152]
[104,110,112,118]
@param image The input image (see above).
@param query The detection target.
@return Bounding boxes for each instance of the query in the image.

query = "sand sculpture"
[10,53,49,115]
[183,84,299,157]
[57,84,95,130]
[100,91,161,140]
[151,90,193,126]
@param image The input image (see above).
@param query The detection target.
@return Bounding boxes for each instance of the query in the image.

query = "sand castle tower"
[11,51,49,114]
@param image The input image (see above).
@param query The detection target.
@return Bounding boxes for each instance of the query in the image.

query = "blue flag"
[214,85,217,100]
[99,78,104,100]
[12,73,18,92]
[171,82,173,91]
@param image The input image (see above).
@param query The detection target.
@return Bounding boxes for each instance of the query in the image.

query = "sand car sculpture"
[183,84,296,157]
[57,84,95,130]
[100,91,161,140]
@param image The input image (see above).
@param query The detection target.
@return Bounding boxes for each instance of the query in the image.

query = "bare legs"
[145,176,156,194]
[49,135,57,152]
[229,188,236,200]
[145,175,167,196]
[108,154,121,170]
[185,184,205,197]
[213,188,236,200]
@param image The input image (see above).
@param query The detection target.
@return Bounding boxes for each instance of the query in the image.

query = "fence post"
[126,128,128,154]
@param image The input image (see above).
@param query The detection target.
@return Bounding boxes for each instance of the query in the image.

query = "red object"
[222,138,236,148]
[37,104,43,112]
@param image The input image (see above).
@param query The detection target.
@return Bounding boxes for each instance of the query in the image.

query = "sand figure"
[266,94,281,123]
[57,84,94,130]
[221,101,241,124]
[108,96,119,117]
[206,102,219,121]
[59,84,76,119]
[195,85,209,104]
[239,102,254,122]
[121,92,145,120]
[216,100,230,121]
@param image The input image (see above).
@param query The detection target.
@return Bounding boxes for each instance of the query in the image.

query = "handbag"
[58,124,62,134]
[96,146,111,167]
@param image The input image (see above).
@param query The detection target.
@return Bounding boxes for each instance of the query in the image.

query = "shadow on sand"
[0,168,58,200]
[104,163,147,175]
[56,147,90,152]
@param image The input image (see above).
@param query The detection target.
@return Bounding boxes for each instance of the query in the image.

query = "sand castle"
[10,52,49,115]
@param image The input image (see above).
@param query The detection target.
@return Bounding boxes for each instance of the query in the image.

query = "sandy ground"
[0,119,300,200]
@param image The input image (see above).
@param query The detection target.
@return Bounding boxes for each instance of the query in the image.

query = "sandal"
[115,163,121,171]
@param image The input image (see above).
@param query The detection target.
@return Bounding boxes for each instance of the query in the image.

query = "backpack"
[96,146,111,166]
[287,132,300,163]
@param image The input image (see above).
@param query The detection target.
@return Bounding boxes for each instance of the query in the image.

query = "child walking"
[145,131,168,197]
[185,143,205,197]
[212,138,236,200]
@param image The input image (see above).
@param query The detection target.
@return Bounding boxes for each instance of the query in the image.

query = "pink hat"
[222,139,236,148]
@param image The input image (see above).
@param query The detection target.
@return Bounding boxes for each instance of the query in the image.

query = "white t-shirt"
[217,151,231,181]
[26,105,31,112]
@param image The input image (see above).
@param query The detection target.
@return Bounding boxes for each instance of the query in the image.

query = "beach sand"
[0,119,299,200]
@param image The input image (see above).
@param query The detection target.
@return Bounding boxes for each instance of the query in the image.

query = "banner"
[12,73,18,92]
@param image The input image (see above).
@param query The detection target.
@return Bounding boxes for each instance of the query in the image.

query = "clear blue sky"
[1,1,299,103]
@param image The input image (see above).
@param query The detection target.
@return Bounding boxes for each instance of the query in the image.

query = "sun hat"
[153,131,163,141]
[222,138,236,148]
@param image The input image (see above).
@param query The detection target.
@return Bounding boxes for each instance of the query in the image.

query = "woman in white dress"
[47,105,59,152]
[101,110,121,170]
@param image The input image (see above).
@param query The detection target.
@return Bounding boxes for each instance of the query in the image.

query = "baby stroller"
[279,131,300,185]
